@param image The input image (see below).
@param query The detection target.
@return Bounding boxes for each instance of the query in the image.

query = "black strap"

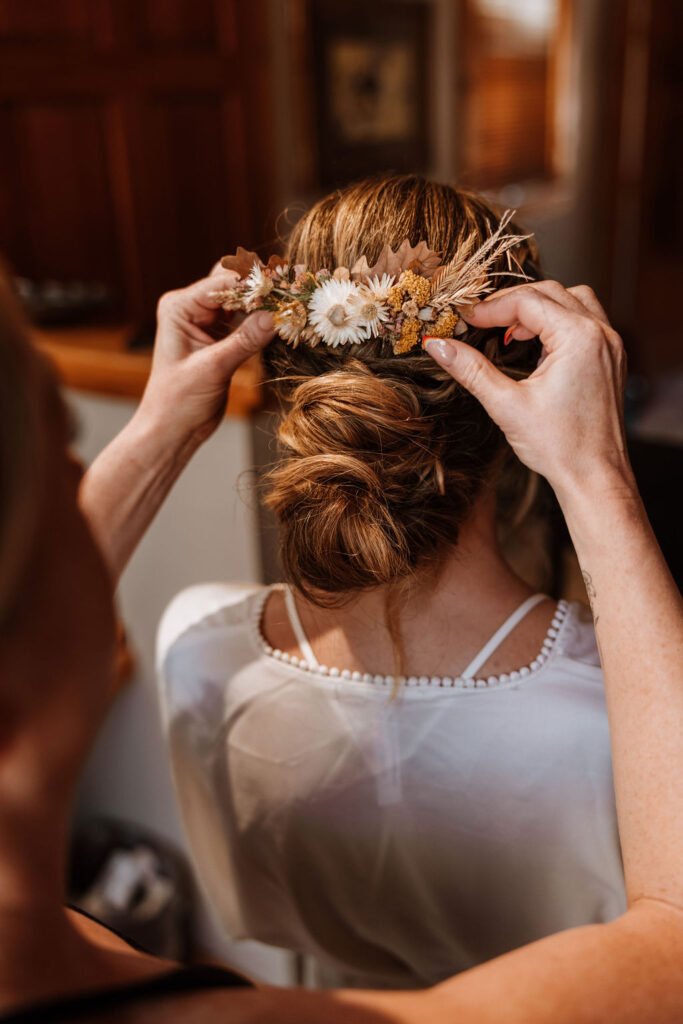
[0,964,251,1023]
[65,903,151,956]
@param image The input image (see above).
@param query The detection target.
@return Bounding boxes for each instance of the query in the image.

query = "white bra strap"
[461,593,547,679]
[284,586,319,668]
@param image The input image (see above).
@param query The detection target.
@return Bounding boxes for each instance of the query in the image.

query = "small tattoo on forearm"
[581,570,596,598]
[581,569,599,625]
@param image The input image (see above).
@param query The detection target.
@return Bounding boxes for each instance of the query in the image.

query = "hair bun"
[265,363,449,602]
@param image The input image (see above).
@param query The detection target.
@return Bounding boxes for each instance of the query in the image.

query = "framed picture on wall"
[310,0,432,188]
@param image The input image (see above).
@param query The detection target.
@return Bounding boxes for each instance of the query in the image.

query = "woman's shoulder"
[156,581,266,674]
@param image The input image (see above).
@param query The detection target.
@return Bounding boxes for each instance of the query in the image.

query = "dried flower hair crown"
[210,211,532,355]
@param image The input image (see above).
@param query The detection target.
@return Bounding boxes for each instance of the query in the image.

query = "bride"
[157,175,625,988]
[1,228,680,1021]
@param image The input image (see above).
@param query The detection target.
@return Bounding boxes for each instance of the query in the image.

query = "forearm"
[79,411,200,584]
[329,904,683,1024]
[427,902,683,1023]
[556,467,683,908]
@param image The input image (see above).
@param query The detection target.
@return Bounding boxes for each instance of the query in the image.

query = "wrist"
[550,456,637,512]
[135,378,205,445]
[553,461,643,538]
[126,402,202,472]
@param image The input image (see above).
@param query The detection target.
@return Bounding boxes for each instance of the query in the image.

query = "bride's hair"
[263,174,541,606]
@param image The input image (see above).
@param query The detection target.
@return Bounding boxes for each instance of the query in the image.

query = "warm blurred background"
[1,0,681,365]
[0,0,681,982]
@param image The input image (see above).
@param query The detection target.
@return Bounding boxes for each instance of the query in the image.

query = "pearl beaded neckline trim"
[253,589,570,691]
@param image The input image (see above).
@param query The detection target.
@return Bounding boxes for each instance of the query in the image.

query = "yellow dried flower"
[430,310,460,338]
[394,317,422,354]
[273,299,307,344]
[285,299,308,327]
[398,270,431,306]
[387,285,404,311]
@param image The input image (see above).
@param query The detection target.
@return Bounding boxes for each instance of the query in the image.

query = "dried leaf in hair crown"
[395,239,442,278]
[265,253,287,272]
[220,247,264,278]
[350,239,442,282]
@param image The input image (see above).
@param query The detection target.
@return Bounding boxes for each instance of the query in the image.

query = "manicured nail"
[256,311,274,331]
[424,337,456,365]
[503,324,518,346]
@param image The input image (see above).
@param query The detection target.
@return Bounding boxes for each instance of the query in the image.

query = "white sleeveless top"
[157,583,625,989]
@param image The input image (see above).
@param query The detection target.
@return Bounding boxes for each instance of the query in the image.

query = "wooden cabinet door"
[0,0,275,329]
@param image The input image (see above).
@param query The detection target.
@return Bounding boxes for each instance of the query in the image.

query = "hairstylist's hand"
[80,270,273,581]
[138,268,274,446]
[425,281,633,501]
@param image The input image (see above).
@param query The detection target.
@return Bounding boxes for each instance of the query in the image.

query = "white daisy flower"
[243,262,274,305]
[363,273,396,302]
[307,278,367,347]
[351,285,391,338]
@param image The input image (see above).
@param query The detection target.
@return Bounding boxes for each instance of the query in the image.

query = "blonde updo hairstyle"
[263,175,541,607]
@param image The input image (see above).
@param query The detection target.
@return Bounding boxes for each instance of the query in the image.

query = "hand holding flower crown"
[425,281,632,502]
[136,267,275,448]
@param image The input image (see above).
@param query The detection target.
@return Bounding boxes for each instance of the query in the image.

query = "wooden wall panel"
[1,101,122,288]
[0,105,27,270]
[135,0,220,51]
[130,93,250,303]
[0,0,275,330]
[0,0,104,49]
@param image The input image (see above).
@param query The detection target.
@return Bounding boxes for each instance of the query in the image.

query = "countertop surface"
[33,323,263,418]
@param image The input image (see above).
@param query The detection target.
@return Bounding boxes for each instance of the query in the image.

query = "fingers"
[189,270,240,310]
[424,337,516,422]
[530,281,610,325]
[504,324,536,343]
[465,283,602,354]
[501,282,575,344]
[209,311,275,377]
[567,285,610,325]
[157,272,241,327]
[491,280,595,317]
